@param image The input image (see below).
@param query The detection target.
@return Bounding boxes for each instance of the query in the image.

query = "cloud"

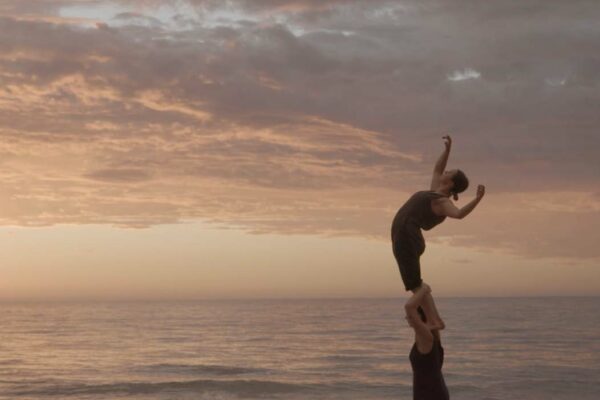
[84,168,153,182]
[0,1,599,260]
[447,68,481,82]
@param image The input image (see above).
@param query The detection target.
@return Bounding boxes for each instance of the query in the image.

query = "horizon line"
[1,294,598,303]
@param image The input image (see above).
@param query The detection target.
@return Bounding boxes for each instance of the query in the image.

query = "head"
[443,169,469,200]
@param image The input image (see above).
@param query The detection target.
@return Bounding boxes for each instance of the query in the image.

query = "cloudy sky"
[1,0,598,300]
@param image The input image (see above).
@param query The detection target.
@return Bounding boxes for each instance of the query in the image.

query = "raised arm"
[405,284,434,352]
[430,135,452,190]
[433,184,486,219]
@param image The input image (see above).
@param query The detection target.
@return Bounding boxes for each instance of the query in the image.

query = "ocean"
[1,297,598,399]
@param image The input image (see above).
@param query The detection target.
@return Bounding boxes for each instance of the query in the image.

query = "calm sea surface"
[1,297,598,400]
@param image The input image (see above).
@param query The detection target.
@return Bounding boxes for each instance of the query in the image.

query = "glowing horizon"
[0,0,598,300]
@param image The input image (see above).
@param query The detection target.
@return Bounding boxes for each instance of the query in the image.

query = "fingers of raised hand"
[442,136,452,150]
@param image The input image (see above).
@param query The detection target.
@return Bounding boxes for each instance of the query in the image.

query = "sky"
[0,0,599,300]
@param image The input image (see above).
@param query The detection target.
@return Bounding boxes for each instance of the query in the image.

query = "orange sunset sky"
[0,0,598,300]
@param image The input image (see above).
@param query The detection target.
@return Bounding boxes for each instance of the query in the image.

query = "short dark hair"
[451,169,469,200]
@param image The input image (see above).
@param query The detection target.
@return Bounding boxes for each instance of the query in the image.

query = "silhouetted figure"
[405,284,449,400]
[391,135,485,329]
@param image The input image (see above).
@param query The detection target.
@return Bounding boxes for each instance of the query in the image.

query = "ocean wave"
[449,376,600,400]
[370,335,398,342]
[449,382,489,393]
[133,363,267,376]
[0,358,22,365]
[6,376,415,399]
[489,377,600,391]
[7,378,308,397]
[321,354,374,363]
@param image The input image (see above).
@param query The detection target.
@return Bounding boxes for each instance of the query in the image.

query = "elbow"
[453,210,465,219]
[404,304,418,320]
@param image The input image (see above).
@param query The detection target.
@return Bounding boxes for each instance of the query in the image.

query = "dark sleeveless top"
[391,191,447,242]
[409,339,449,400]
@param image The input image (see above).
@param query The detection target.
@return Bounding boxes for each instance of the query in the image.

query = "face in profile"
[441,169,458,186]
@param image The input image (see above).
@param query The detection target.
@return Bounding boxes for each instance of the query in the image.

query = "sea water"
[1,297,599,399]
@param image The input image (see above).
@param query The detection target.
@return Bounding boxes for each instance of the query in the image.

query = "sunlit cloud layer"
[447,68,481,82]
[0,0,599,260]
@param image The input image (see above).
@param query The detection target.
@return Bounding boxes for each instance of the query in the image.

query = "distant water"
[1,297,599,400]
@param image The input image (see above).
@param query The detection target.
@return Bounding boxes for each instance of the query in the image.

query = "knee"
[411,282,431,294]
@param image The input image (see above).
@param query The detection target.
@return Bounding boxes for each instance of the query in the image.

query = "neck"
[433,187,451,196]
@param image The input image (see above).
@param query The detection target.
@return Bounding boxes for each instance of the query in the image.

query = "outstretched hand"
[443,135,452,151]
[476,184,485,199]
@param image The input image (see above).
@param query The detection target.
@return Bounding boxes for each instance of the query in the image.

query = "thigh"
[392,234,423,291]
[393,227,425,257]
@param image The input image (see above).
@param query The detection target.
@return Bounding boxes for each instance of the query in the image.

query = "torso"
[430,192,450,217]
[391,191,448,239]
[410,339,449,400]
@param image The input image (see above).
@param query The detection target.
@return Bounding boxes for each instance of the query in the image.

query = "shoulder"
[430,195,452,216]
[431,194,451,203]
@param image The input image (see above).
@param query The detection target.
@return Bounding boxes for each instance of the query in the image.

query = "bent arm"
[433,186,484,219]
[435,196,481,219]
[430,136,451,190]
[434,146,450,174]
[405,285,434,349]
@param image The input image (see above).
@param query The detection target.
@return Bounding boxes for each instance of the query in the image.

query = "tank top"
[409,339,449,400]
[391,191,447,240]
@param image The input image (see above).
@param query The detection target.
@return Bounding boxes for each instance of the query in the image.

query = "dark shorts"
[392,227,425,291]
